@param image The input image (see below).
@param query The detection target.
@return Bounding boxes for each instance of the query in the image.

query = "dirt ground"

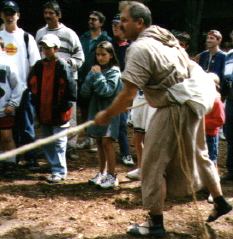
[0,125,232,239]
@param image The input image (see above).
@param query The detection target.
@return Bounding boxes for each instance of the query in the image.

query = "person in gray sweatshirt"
[0,36,22,177]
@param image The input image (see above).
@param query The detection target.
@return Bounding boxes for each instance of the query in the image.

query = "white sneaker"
[126,168,141,180]
[76,137,94,149]
[122,155,134,167]
[98,173,119,189]
[89,147,97,153]
[46,175,65,183]
[88,171,105,185]
[208,194,214,203]
[219,128,226,140]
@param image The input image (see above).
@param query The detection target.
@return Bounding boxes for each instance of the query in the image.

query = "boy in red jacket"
[205,73,225,202]
[28,34,76,183]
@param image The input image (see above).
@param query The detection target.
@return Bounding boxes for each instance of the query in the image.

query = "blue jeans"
[13,90,38,159]
[118,112,131,157]
[225,98,233,174]
[41,125,68,178]
[206,135,218,163]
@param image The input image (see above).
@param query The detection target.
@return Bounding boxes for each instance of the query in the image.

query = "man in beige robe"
[94,1,232,237]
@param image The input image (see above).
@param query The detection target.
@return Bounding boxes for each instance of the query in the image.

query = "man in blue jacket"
[76,11,112,150]
[196,30,226,142]
[196,30,226,85]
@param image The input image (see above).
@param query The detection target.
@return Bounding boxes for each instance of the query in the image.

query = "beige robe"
[122,25,219,210]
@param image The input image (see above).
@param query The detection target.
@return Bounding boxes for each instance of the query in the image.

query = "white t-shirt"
[0,28,41,90]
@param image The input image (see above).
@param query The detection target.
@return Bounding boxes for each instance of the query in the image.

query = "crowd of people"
[0,0,142,188]
[0,0,232,237]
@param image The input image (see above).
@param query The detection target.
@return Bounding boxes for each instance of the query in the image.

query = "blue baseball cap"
[112,13,120,23]
[2,1,19,13]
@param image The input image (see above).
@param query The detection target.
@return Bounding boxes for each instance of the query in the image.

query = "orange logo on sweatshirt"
[5,43,18,55]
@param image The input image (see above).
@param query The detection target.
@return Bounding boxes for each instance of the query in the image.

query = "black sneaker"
[207,195,232,222]
[3,161,18,178]
[23,154,40,170]
[28,161,40,171]
[21,158,40,170]
[0,161,4,173]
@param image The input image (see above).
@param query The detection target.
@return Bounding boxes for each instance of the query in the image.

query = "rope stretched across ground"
[0,101,148,161]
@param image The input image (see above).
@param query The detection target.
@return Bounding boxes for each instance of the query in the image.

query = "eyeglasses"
[89,17,98,22]
[112,23,119,27]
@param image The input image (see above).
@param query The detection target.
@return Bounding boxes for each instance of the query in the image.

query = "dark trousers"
[118,112,131,156]
[13,90,39,160]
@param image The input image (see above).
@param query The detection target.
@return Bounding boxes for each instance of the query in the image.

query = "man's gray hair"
[119,1,152,27]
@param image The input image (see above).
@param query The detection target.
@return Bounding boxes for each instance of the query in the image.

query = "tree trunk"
[185,0,204,57]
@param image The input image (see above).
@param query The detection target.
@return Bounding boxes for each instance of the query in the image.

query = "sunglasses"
[112,23,119,27]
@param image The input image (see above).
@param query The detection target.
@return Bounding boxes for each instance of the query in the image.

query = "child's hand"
[4,106,14,115]
[91,65,101,73]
